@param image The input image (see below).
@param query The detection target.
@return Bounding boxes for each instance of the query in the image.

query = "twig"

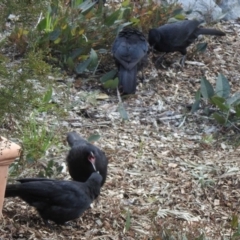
[34,12,43,29]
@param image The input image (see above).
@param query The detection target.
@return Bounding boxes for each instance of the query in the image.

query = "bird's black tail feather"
[5,185,21,198]
[197,28,225,36]
[118,65,137,95]
[67,132,86,147]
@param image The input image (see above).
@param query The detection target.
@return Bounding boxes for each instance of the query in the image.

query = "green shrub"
[34,0,180,73]
[192,73,240,127]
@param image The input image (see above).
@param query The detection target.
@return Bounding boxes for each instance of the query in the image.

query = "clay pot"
[0,136,21,217]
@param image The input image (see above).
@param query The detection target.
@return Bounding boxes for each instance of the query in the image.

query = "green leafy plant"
[124,208,131,232]
[193,170,215,188]
[19,113,58,163]
[38,159,63,178]
[151,219,208,240]
[33,0,181,74]
[0,69,39,127]
[230,215,240,239]
[192,73,240,127]
[8,112,62,178]
[36,0,115,73]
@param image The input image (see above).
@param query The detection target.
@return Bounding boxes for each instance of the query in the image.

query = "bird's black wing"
[158,20,201,48]
[16,178,55,183]
[6,180,91,208]
[112,28,148,94]
[112,29,148,70]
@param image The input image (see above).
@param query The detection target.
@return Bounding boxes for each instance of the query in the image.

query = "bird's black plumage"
[148,20,225,65]
[66,131,108,186]
[112,28,148,95]
[4,172,102,224]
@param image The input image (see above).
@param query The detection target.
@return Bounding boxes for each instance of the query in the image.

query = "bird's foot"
[179,55,186,68]
[138,71,146,83]
[43,219,55,229]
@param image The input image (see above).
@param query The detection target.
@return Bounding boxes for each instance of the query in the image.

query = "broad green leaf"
[226,92,240,106]
[70,48,83,59]
[210,95,229,112]
[71,0,84,8]
[195,88,201,101]
[235,104,240,117]
[217,13,228,21]
[98,48,108,54]
[53,38,61,44]
[88,134,100,143]
[216,73,230,98]
[232,232,240,238]
[122,0,130,7]
[200,77,214,99]
[191,89,201,113]
[117,22,132,34]
[122,7,131,20]
[125,209,131,231]
[75,58,91,74]
[191,100,200,113]
[104,9,121,26]
[172,8,184,16]
[100,69,117,83]
[49,29,61,41]
[88,49,98,70]
[118,102,128,120]
[174,14,186,20]
[195,233,205,240]
[231,215,239,229]
[212,112,226,125]
[78,0,96,14]
[43,86,52,103]
[196,42,208,53]
[66,57,75,70]
[103,78,119,89]
[167,18,179,23]
[130,17,140,25]
[37,18,47,31]
[210,95,225,103]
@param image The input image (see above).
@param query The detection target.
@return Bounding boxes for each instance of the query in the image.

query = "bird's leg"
[180,55,186,67]
[43,219,49,225]
[155,52,166,65]
[139,71,145,83]
[43,219,55,229]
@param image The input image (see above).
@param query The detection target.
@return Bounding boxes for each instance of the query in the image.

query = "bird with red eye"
[88,151,96,171]
[66,132,108,188]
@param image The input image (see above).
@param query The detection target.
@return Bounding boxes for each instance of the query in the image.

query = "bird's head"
[88,151,97,172]
[148,29,160,48]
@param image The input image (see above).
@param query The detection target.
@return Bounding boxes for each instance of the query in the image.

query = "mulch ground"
[1,20,240,239]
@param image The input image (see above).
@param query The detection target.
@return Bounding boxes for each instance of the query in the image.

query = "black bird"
[148,20,226,66]
[66,131,108,186]
[4,172,102,225]
[112,28,148,95]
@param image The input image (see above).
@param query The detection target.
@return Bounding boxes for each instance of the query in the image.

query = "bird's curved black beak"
[88,152,97,171]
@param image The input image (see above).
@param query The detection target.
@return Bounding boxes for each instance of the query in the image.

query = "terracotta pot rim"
[0,136,21,165]
[0,137,21,217]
